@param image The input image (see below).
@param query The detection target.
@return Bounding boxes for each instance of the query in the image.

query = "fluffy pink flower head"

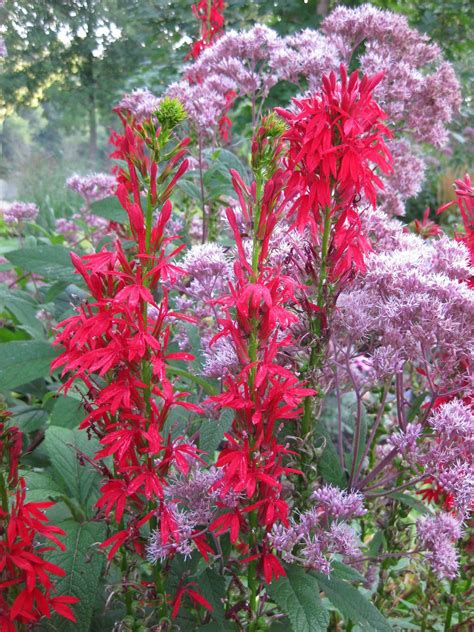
[276,65,393,233]
[66,173,116,208]
[2,202,39,224]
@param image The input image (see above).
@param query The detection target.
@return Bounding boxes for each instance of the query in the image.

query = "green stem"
[316,207,332,310]
[0,472,8,513]
[245,170,266,630]
[444,578,456,631]
[121,547,133,617]
[300,208,332,482]
[150,512,169,620]
[248,511,259,632]
[145,193,154,255]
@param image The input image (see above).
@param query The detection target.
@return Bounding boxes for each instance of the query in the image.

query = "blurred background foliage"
[0,0,472,220]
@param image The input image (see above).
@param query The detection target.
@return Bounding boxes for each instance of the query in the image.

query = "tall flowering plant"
[0,414,79,629]
[275,67,393,473]
[207,114,315,627]
[52,99,212,619]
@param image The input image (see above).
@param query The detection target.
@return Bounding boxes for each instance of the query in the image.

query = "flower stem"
[300,208,332,476]
[0,472,8,513]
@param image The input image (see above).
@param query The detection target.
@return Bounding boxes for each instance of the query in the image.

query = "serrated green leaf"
[42,520,106,632]
[267,565,329,632]
[44,426,101,513]
[199,409,233,457]
[197,568,228,626]
[24,470,67,502]
[50,395,86,428]
[6,245,76,282]
[312,572,392,631]
[0,340,58,391]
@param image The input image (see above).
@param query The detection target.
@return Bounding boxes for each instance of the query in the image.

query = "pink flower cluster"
[66,173,116,209]
[163,4,459,216]
[2,201,39,225]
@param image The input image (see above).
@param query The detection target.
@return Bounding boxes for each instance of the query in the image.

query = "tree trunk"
[86,1,97,166]
[87,51,98,166]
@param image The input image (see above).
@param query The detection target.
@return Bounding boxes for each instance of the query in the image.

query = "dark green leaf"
[407,393,427,423]
[389,492,430,515]
[313,572,392,631]
[6,245,76,282]
[197,568,228,626]
[368,530,386,557]
[50,395,86,429]
[177,178,202,201]
[42,520,106,632]
[331,561,365,583]
[267,565,329,632]
[209,148,250,183]
[0,340,58,391]
[200,410,233,457]
[90,198,127,223]
[44,426,101,514]
[0,286,44,339]
[9,401,49,433]
[24,470,67,502]
[314,421,346,488]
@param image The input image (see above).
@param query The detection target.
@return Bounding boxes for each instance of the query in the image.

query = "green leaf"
[90,198,127,223]
[6,245,76,282]
[368,530,386,557]
[167,365,218,396]
[389,492,430,515]
[331,561,365,583]
[199,409,233,457]
[209,148,250,183]
[0,340,58,391]
[267,565,329,632]
[42,520,106,632]
[197,568,228,626]
[24,470,67,502]
[407,393,427,423]
[177,178,202,201]
[9,401,49,433]
[44,426,101,513]
[50,395,86,429]
[345,403,368,475]
[313,573,392,631]
[314,421,347,488]
[0,286,44,339]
